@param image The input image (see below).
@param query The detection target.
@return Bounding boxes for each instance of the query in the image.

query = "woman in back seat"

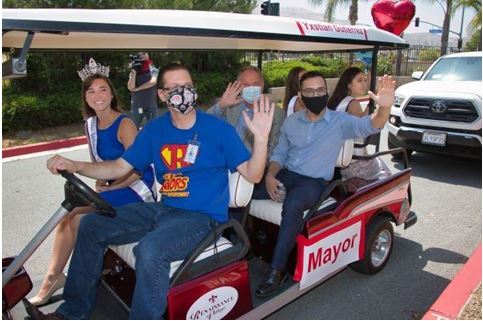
[328,67,391,185]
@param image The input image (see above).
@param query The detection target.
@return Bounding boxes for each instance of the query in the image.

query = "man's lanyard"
[184,133,200,164]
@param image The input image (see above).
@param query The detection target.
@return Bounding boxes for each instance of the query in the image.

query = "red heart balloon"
[371,0,416,36]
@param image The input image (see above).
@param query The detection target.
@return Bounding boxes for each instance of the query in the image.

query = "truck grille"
[404,98,479,123]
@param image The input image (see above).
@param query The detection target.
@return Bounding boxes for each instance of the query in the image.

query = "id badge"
[138,107,143,114]
[185,139,200,164]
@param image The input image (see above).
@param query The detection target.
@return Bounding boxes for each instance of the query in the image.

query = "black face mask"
[301,94,329,115]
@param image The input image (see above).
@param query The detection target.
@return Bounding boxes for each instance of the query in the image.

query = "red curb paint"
[2,136,87,158]
[422,243,482,320]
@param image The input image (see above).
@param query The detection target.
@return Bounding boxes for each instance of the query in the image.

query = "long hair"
[327,67,364,110]
[282,66,306,112]
[81,74,120,119]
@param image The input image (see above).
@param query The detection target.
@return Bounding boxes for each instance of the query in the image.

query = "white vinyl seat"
[109,172,253,277]
[249,140,354,225]
[109,236,234,278]
[249,197,338,226]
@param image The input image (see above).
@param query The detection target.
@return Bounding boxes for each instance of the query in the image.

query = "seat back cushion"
[229,171,254,208]
[336,139,354,168]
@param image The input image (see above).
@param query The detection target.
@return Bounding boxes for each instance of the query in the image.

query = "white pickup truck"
[386,51,482,159]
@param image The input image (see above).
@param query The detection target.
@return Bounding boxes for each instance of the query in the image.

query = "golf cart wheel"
[388,137,413,160]
[350,216,393,274]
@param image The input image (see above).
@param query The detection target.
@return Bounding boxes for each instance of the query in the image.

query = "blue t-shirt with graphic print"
[122,110,250,223]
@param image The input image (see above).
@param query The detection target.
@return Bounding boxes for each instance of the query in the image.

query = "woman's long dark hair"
[283,66,306,112]
[327,67,364,110]
[81,74,121,119]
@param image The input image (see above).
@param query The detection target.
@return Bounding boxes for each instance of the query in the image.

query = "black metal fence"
[242,45,473,76]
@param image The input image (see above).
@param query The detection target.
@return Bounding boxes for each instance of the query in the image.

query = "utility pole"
[414,14,464,53]
[458,6,465,51]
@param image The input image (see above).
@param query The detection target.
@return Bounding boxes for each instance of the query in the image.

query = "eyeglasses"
[163,84,196,92]
[301,87,327,97]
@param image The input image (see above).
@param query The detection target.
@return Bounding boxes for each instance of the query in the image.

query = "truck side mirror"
[411,71,423,80]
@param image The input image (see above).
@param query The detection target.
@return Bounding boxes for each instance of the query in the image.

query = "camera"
[129,54,144,72]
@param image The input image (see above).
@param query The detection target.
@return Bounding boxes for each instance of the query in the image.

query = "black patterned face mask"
[167,86,198,114]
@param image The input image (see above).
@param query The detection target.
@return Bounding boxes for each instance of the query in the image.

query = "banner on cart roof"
[295,21,368,41]
[297,218,362,290]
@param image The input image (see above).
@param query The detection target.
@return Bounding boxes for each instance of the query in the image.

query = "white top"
[335,96,365,156]
[335,96,355,113]
[286,96,299,117]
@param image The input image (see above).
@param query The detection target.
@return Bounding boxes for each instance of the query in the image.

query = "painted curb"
[422,243,482,320]
[2,136,87,158]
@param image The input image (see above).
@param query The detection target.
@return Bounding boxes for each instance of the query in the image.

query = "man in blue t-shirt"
[34,63,275,320]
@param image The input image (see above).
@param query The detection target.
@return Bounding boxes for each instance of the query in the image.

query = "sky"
[262,0,476,37]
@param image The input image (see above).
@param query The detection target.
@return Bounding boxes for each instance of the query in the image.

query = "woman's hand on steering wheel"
[47,155,78,175]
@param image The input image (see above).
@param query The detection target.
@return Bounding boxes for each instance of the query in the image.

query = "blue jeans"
[253,169,327,271]
[57,202,216,319]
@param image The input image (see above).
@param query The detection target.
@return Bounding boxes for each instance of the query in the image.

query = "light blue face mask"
[242,86,262,104]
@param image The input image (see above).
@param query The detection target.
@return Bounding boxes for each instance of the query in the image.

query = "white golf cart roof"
[2,9,408,52]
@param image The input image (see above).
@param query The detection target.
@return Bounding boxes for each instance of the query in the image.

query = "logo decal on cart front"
[187,286,238,320]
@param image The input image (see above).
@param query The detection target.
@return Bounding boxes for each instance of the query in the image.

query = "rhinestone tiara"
[77,58,110,81]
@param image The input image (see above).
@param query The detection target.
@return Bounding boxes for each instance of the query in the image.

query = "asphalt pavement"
[2,129,481,319]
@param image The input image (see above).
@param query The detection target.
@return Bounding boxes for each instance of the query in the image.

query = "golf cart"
[2,9,416,319]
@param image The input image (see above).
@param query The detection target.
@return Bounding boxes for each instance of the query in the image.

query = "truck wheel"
[350,216,393,274]
[388,137,413,159]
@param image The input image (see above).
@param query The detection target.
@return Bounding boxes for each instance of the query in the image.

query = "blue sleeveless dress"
[96,114,156,207]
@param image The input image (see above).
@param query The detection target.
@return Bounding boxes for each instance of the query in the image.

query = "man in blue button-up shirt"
[254,71,396,298]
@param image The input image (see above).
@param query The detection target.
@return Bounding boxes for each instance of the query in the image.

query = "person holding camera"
[127,52,159,129]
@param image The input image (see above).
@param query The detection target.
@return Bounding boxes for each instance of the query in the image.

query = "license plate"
[422,131,446,146]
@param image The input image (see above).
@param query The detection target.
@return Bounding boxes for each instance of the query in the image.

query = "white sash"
[85,116,156,202]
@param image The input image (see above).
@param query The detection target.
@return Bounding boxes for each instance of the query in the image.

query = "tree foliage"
[308,0,361,25]
[3,0,256,10]
[2,0,257,132]
[454,0,481,34]
[465,29,482,50]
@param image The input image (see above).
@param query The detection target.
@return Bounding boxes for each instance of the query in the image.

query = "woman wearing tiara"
[28,59,156,306]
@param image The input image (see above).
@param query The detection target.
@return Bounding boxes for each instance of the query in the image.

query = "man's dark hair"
[299,70,327,89]
[157,63,191,89]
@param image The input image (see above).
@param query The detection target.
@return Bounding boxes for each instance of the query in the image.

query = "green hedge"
[2,70,238,132]
[3,55,396,133]
[192,69,238,104]
[262,61,323,88]
[301,56,350,77]
[3,91,83,132]
[261,58,351,88]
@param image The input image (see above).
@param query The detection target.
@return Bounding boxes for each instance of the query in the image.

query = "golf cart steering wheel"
[59,170,116,217]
